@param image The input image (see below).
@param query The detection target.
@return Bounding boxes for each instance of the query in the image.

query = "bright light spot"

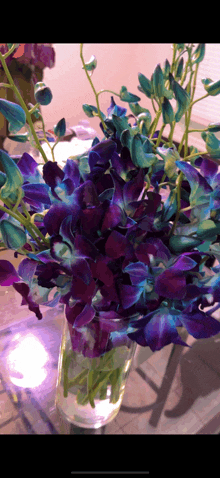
[6,333,49,388]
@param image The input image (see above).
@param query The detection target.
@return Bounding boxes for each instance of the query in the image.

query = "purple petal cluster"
[1,98,220,357]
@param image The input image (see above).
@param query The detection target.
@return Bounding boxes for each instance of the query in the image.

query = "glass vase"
[55,317,137,429]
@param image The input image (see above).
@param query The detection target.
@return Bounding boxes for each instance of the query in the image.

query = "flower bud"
[205,79,220,96]
[0,219,26,250]
[153,64,165,99]
[138,73,153,98]
[176,44,185,52]
[0,99,26,133]
[163,59,170,79]
[208,123,220,133]
[162,97,174,124]
[54,118,66,138]
[193,44,205,64]
[0,150,23,199]
[34,82,52,106]
[82,55,97,72]
[136,111,152,130]
[169,73,190,122]
[175,57,184,80]
[119,86,140,103]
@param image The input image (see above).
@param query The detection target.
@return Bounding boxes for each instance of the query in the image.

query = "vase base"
[55,385,123,429]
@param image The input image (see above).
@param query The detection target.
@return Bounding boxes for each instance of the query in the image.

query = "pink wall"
[43,43,173,134]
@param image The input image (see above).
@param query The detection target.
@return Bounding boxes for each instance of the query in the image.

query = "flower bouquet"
[1,43,220,428]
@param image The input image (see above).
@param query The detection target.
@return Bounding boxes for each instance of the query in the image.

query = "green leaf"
[119,86,140,103]
[0,150,23,199]
[0,99,26,133]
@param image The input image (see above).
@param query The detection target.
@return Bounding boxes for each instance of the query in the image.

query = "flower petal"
[12,281,43,320]
[74,303,96,328]
[0,259,20,286]
[105,230,128,259]
[155,270,186,300]
[180,306,220,338]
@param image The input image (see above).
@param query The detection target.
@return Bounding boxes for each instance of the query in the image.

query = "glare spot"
[6,333,49,388]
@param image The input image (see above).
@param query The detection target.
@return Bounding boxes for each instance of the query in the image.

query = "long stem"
[80,43,107,131]
[97,89,120,98]
[0,49,48,164]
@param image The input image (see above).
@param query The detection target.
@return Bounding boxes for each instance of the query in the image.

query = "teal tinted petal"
[157,146,179,179]
[202,132,220,158]
[112,114,130,137]
[0,99,26,133]
[0,219,26,249]
[0,150,23,199]
[131,134,156,168]
[119,86,140,103]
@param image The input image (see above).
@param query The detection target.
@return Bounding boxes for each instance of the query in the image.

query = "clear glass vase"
[55,317,137,429]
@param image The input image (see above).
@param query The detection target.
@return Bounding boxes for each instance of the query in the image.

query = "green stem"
[2,43,18,60]
[80,43,107,132]
[155,123,166,148]
[0,82,13,89]
[97,89,120,98]
[149,107,162,139]
[188,128,207,133]
[0,49,48,164]
[189,92,209,108]
[168,121,176,147]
